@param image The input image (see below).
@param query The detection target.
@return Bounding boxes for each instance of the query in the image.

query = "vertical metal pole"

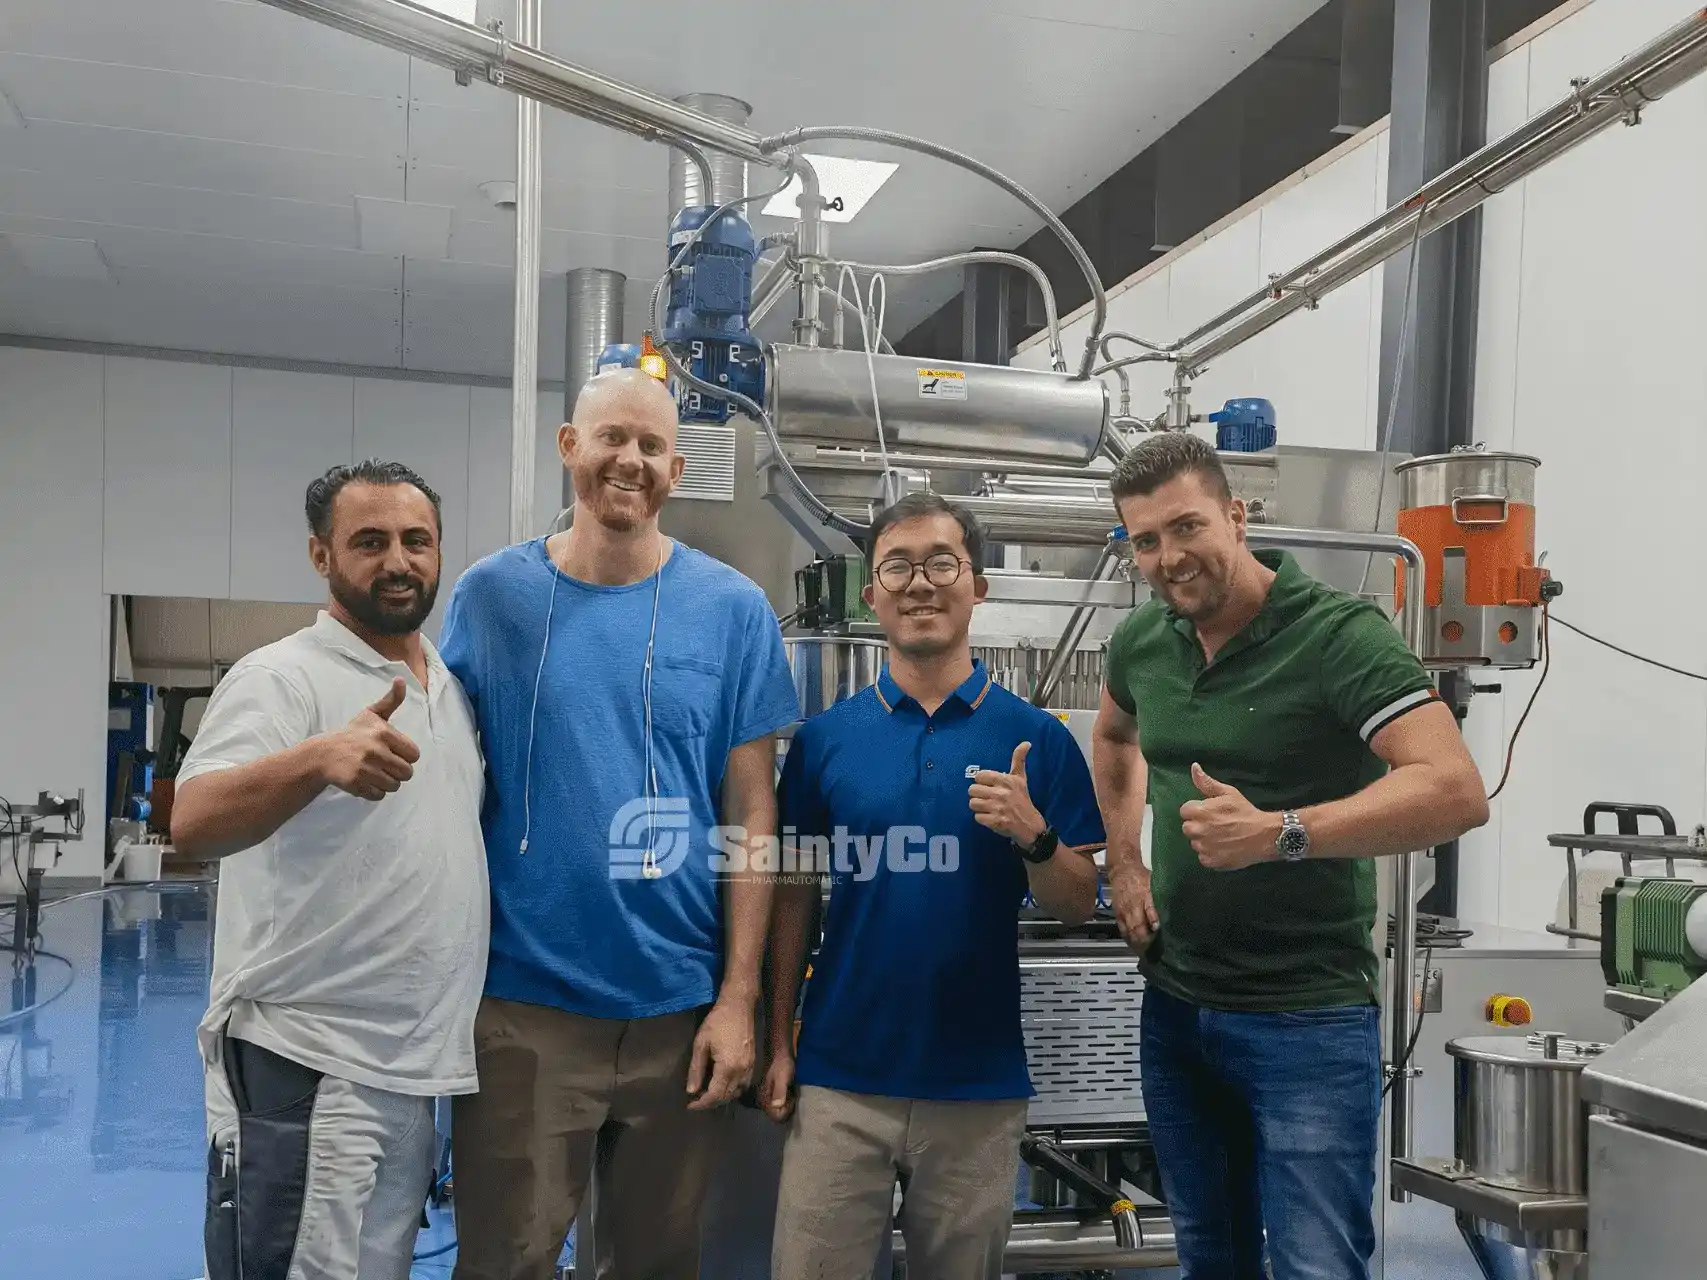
[508,0,543,545]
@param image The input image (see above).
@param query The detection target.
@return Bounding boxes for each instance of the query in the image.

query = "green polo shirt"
[1104,550,1438,1013]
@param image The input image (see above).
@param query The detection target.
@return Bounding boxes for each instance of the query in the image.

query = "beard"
[1151,560,1232,622]
[329,565,439,636]
[573,465,668,532]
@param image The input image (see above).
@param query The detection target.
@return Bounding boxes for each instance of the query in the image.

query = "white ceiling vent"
[674,423,737,502]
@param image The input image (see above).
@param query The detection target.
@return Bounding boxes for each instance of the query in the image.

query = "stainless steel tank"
[785,636,885,718]
[767,344,1108,465]
[1447,1033,1607,1280]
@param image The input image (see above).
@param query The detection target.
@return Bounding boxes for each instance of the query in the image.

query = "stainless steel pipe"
[1245,525,1427,1186]
[251,0,781,166]
[1030,542,1122,709]
[1172,7,1707,373]
[507,0,542,545]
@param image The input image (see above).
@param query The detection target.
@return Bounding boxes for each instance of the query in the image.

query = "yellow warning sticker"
[917,368,968,401]
[1054,711,1071,724]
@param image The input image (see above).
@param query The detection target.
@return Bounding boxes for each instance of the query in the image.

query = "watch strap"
[1019,827,1059,864]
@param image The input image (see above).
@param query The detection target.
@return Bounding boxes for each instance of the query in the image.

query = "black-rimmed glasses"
[875,554,971,592]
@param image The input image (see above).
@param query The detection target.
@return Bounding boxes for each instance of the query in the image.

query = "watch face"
[1278,825,1309,859]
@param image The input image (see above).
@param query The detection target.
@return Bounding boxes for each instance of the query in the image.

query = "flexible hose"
[759,125,1107,378]
[828,252,1066,372]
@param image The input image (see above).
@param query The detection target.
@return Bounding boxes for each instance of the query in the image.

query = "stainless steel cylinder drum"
[785,636,885,719]
[1451,1033,1605,1194]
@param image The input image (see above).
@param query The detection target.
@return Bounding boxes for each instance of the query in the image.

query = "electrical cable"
[758,125,1108,378]
[1549,614,1707,681]
[836,265,898,506]
[1382,942,1433,1102]
[1487,604,1550,801]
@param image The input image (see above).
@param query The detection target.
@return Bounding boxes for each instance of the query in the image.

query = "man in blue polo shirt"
[762,492,1105,1279]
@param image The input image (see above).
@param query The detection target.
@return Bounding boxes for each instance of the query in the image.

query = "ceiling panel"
[0,118,405,205]
[0,0,1329,376]
[10,0,410,95]
[0,54,407,160]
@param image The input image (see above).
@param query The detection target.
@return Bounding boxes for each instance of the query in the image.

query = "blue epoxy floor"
[0,883,1480,1280]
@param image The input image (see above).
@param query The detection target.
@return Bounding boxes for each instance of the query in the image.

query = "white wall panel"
[232,368,356,604]
[0,348,107,881]
[354,380,473,640]
[102,358,233,599]
[468,386,567,565]
[1245,137,1385,451]
[1165,216,1264,435]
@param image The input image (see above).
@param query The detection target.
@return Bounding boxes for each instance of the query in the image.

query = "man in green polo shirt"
[1090,432,1487,1280]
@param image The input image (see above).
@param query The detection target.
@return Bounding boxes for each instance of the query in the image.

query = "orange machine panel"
[1394,501,1544,612]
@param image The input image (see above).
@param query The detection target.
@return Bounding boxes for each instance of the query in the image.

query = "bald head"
[571,367,679,437]
[560,367,685,532]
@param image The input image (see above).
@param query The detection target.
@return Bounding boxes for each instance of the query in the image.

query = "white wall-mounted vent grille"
[674,423,738,502]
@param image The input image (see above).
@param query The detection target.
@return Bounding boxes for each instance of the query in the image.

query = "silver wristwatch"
[1276,811,1310,862]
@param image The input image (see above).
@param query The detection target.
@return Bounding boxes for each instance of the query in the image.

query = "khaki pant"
[449,996,726,1280]
[771,1084,1028,1280]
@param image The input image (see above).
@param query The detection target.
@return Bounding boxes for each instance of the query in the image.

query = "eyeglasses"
[875,554,971,592]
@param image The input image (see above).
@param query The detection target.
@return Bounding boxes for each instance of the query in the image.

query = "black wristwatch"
[1017,827,1059,865]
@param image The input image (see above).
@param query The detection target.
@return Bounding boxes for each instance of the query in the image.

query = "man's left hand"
[970,743,1046,847]
[686,997,756,1111]
[1180,763,1281,871]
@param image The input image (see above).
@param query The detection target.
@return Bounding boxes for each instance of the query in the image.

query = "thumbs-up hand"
[1179,762,1280,871]
[317,676,422,802]
[970,741,1047,848]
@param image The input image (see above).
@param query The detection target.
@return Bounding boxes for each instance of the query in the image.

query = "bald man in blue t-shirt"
[764,493,1105,1280]
[439,369,800,1280]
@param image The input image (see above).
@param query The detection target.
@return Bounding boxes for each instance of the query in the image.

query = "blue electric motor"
[1209,398,1278,452]
[595,343,642,375]
[664,205,765,423]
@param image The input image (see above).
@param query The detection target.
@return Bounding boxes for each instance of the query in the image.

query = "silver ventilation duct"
[562,266,626,507]
[668,93,751,213]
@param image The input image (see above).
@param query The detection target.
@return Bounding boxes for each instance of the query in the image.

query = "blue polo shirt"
[777,660,1106,1101]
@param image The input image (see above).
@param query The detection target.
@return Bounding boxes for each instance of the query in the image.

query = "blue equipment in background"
[596,343,642,375]
[664,205,765,423]
[1209,397,1277,452]
[106,682,154,826]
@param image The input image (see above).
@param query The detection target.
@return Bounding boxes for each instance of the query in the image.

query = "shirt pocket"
[651,656,724,739]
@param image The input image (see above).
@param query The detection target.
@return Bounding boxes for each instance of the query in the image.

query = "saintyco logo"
[608,797,692,880]
[710,826,959,881]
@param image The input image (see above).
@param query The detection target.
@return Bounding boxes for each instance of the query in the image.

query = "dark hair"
[866,492,986,574]
[1109,431,1232,505]
[305,459,443,540]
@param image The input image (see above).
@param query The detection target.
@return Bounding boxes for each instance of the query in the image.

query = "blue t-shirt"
[777,661,1106,1100]
[440,537,800,1019]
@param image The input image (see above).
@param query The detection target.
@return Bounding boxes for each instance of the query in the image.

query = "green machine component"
[1600,876,1707,1000]
[794,555,874,630]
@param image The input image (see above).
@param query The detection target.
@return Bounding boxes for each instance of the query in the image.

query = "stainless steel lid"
[1394,447,1542,474]
[1448,1032,1609,1069]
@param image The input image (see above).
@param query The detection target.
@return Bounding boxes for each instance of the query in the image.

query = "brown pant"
[450,996,725,1280]
[770,1085,1028,1280]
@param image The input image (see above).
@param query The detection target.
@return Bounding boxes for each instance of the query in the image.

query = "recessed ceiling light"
[355,196,453,258]
[4,233,113,282]
[0,87,26,130]
[761,155,899,224]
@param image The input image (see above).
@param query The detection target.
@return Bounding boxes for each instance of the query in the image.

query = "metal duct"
[668,93,751,212]
[564,267,625,407]
[563,267,626,506]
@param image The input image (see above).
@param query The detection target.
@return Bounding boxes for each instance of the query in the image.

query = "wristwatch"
[1276,811,1310,862]
[1018,827,1060,865]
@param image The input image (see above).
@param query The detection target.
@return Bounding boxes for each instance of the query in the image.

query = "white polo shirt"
[182,611,490,1096]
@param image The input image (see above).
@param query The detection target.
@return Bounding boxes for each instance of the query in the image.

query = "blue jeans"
[1139,984,1381,1280]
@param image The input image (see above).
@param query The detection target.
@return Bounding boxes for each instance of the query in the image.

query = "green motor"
[1600,876,1707,1000]
[794,556,874,630]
